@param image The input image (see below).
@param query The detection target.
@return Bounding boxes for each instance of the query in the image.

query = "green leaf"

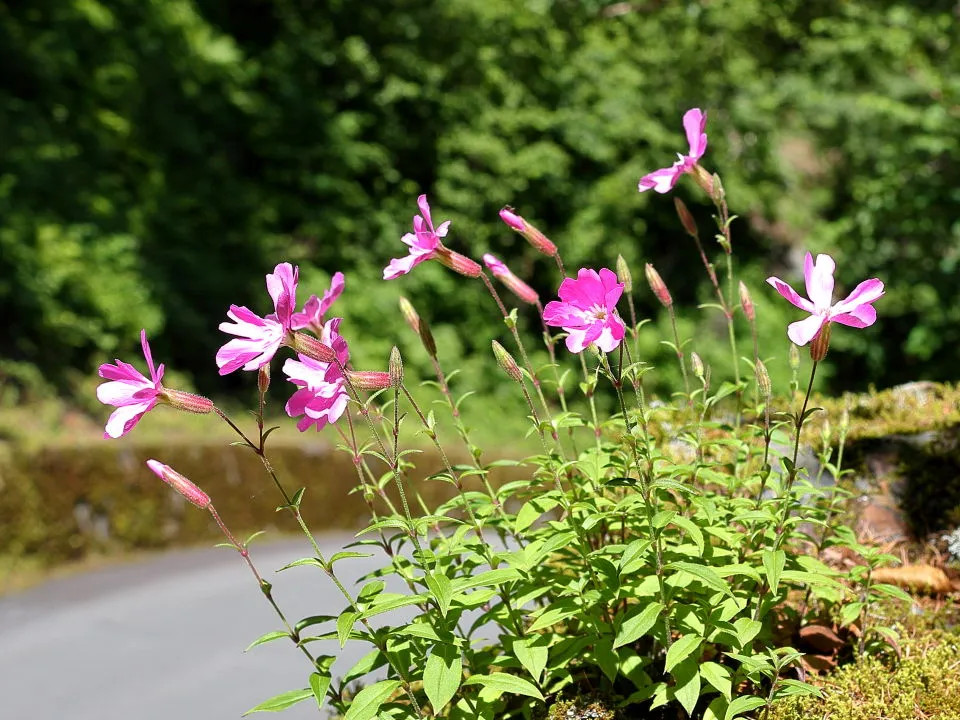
[671,658,701,717]
[724,695,766,720]
[665,633,702,673]
[464,673,544,701]
[870,582,913,603]
[734,617,763,647]
[244,630,289,652]
[243,689,313,715]
[515,497,560,532]
[344,679,402,720]
[700,661,732,700]
[670,515,705,554]
[614,601,663,649]
[426,572,453,617]
[527,599,582,632]
[668,561,732,596]
[337,610,359,648]
[618,538,652,576]
[424,644,462,713]
[512,636,549,683]
[277,557,324,572]
[309,673,330,709]
[329,551,373,566]
[840,601,864,626]
[762,549,786,595]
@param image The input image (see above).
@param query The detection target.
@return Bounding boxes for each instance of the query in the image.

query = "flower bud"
[346,371,392,391]
[616,254,633,293]
[755,359,771,399]
[499,207,558,257]
[160,389,214,415]
[491,341,523,383]
[389,346,404,387]
[482,253,539,305]
[146,459,211,509]
[809,322,832,362]
[644,263,672,308]
[437,249,482,278]
[398,297,437,358]
[691,352,705,383]
[673,197,699,239]
[258,364,271,395]
[739,281,755,322]
[788,344,800,373]
[292,332,337,363]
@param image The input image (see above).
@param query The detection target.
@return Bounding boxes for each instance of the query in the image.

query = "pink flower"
[483,253,539,305]
[292,271,345,334]
[282,318,351,431]
[97,330,165,439]
[543,268,626,353]
[638,108,708,194]
[217,263,299,375]
[766,252,884,346]
[383,194,450,280]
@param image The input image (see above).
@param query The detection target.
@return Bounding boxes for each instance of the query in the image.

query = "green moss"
[769,629,960,720]
[543,695,617,720]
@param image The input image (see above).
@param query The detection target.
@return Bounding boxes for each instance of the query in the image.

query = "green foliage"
[1,1,957,398]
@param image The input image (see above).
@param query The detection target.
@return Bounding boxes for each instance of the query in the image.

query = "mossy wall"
[0,439,479,567]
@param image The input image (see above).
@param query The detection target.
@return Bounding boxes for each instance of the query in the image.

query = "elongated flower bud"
[146,459,211,509]
[258,364,271,395]
[347,371,392,391]
[437,249,482,278]
[691,352,705,383]
[739,281,755,322]
[161,389,214,415]
[673,197,699,239]
[389,346,404,387]
[644,263,672,308]
[809,323,831,362]
[292,332,337,363]
[755,359,771,399]
[616,254,633,293]
[499,207,558,257]
[398,297,437,358]
[482,253,539,305]
[492,341,523,383]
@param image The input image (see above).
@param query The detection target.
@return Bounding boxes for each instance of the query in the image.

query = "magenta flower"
[282,318,351,431]
[292,271,345,334]
[97,330,165,439]
[638,108,708,194]
[383,194,450,280]
[766,252,884,346]
[217,263,299,375]
[543,268,626,353]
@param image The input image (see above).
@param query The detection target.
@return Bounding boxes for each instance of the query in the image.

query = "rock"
[872,565,953,595]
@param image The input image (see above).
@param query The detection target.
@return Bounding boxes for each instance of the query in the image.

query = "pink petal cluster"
[767,252,884,346]
[291,272,345,334]
[482,253,539,305]
[543,268,626,353]
[638,108,708,194]
[383,195,450,280]
[97,330,165,439]
[282,318,351,431]
[217,263,299,375]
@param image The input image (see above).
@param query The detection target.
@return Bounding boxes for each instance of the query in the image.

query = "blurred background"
[0,0,958,584]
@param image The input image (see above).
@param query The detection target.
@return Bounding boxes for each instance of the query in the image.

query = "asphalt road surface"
[0,534,403,720]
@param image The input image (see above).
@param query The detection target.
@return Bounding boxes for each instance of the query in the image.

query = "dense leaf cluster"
[0,0,956,398]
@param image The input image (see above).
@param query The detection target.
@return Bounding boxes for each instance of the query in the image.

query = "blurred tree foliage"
[0,0,956,402]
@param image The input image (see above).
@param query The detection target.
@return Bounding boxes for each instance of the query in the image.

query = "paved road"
[0,535,403,720]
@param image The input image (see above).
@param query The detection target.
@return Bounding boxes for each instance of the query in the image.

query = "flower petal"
[765,277,815,313]
[831,278,885,315]
[682,108,708,160]
[804,253,835,310]
[103,399,156,439]
[832,304,877,329]
[638,165,683,194]
[787,314,826,346]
